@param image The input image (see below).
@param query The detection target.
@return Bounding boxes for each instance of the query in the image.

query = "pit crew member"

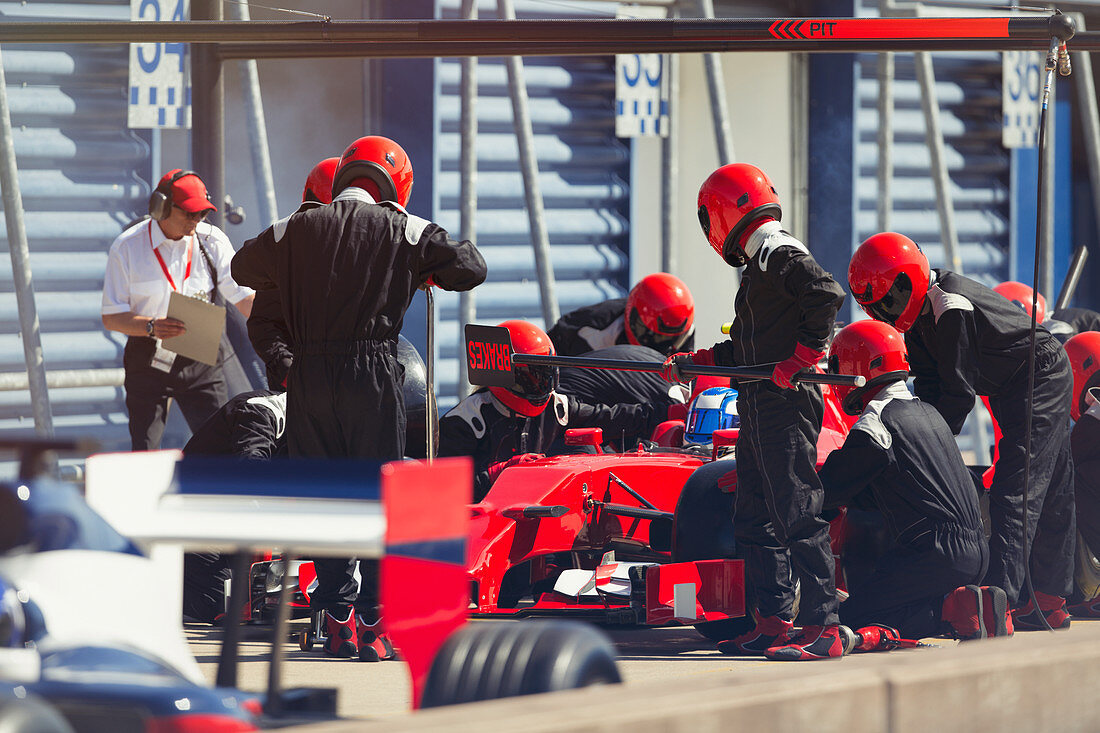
[818,320,1011,640]
[246,157,339,390]
[440,320,662,501]
[664,163,847,660]
[231,135,487,658]
[548,273,695,357]
[849,232,1075,630]
[1064,332,1100,617]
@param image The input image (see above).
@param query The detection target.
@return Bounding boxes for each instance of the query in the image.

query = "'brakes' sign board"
[465,324,515,388]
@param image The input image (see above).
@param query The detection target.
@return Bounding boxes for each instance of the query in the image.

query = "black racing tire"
[420,621,621,708]
[671,459,738,563]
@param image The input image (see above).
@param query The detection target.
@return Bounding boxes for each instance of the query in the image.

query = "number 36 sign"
[128,0,190,129]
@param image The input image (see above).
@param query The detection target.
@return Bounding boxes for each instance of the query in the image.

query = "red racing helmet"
[624,273,695,354]
[993,281,1047,325]
[332,135,414,207]
[302,157,339,204]
[1064,331,1100,421]
[848,232,931,333]
[827,319,911,415]
[696,163,782,267]
[489,320,558,417]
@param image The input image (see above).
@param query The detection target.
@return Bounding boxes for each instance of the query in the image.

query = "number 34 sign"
[128,0,190,129]
[1002,50,1041,149]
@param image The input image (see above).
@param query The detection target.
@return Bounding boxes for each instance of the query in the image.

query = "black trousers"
[289,343,405,619]
[985,344,1076,605]
[123,337,227,451]
[733,383,839,626]
[841,523,987,639]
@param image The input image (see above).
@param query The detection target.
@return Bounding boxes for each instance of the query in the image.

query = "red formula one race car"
[465,392,855,642]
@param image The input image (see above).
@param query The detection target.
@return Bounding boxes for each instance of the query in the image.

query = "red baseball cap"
[159,169,215,214]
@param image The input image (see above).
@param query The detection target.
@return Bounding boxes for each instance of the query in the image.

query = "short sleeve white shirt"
[101,219,254,318]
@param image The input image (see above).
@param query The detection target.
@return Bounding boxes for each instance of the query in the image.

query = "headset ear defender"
[148,169,201,221]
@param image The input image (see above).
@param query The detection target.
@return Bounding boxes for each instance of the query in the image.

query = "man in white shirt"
[102,169,255,450]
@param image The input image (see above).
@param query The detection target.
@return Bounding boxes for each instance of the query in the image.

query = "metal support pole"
[263,553,292,717]
[1073,40,1100,249]
[498,0,560,326]
[425,287,437,462]
[192,0,225,230]
[229,0,278,227]
[790,51,809,245]
[0,45,53,437]
[457,0,478,400]
[876,52,894,232]
[660,6,679,274]
[915,51,962,274]
[1041,81,1056,299]
[0,368,124,391]
[698,0,734,165]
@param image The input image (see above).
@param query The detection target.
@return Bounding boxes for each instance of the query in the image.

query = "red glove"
[772,342,824,390]
[487,453,544,483]
[660,348,715,384]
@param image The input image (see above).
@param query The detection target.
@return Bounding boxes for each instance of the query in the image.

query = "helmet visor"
[513,364,557,405]
[861,273,913,327]
[628,308,691,353]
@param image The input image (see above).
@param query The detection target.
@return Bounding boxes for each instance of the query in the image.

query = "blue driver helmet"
[684,387,739,445]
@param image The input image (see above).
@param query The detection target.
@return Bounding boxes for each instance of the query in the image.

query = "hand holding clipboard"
[162,292,226,366]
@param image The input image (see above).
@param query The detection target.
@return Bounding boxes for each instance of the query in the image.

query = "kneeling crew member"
[819,320,1011,640]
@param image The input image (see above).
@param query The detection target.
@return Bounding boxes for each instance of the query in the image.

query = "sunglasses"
[173,205,209,221]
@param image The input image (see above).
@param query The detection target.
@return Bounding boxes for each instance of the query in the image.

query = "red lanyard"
[149,221,192,291]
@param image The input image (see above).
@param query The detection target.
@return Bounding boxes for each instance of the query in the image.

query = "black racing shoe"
[764,624,845,661]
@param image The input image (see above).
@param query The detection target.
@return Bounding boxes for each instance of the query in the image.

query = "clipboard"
[164,291,226,366]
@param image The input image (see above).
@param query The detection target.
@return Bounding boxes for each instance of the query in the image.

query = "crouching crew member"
[548,272,695,357]
[232,135,487,659]
[180,389,287,624]
[664,163,846,660]
[819,320,1011,640]
[440,320,662,501]
[849,232,1075,630]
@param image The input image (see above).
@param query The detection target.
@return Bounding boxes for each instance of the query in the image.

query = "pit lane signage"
[615,5,668,138]
[128,0,191,129]
[465,324,516,388]
[1002,50,1042,148]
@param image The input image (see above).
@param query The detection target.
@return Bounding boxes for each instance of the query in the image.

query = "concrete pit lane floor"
[187,616,1100,724]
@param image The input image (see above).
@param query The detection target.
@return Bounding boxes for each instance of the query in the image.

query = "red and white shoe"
[322,608,358,658]
[356,615,396,662]
[716,615,794,656]
[764,624,845,661]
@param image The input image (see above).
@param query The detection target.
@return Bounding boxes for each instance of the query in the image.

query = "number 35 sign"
[128,0,190,129]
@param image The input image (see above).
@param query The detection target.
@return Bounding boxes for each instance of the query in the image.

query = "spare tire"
[420,621,621,708]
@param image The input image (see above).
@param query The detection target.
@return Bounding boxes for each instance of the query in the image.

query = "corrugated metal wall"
[0,0,149,456]
[432,0,631,408]
[854,4,1010,285]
